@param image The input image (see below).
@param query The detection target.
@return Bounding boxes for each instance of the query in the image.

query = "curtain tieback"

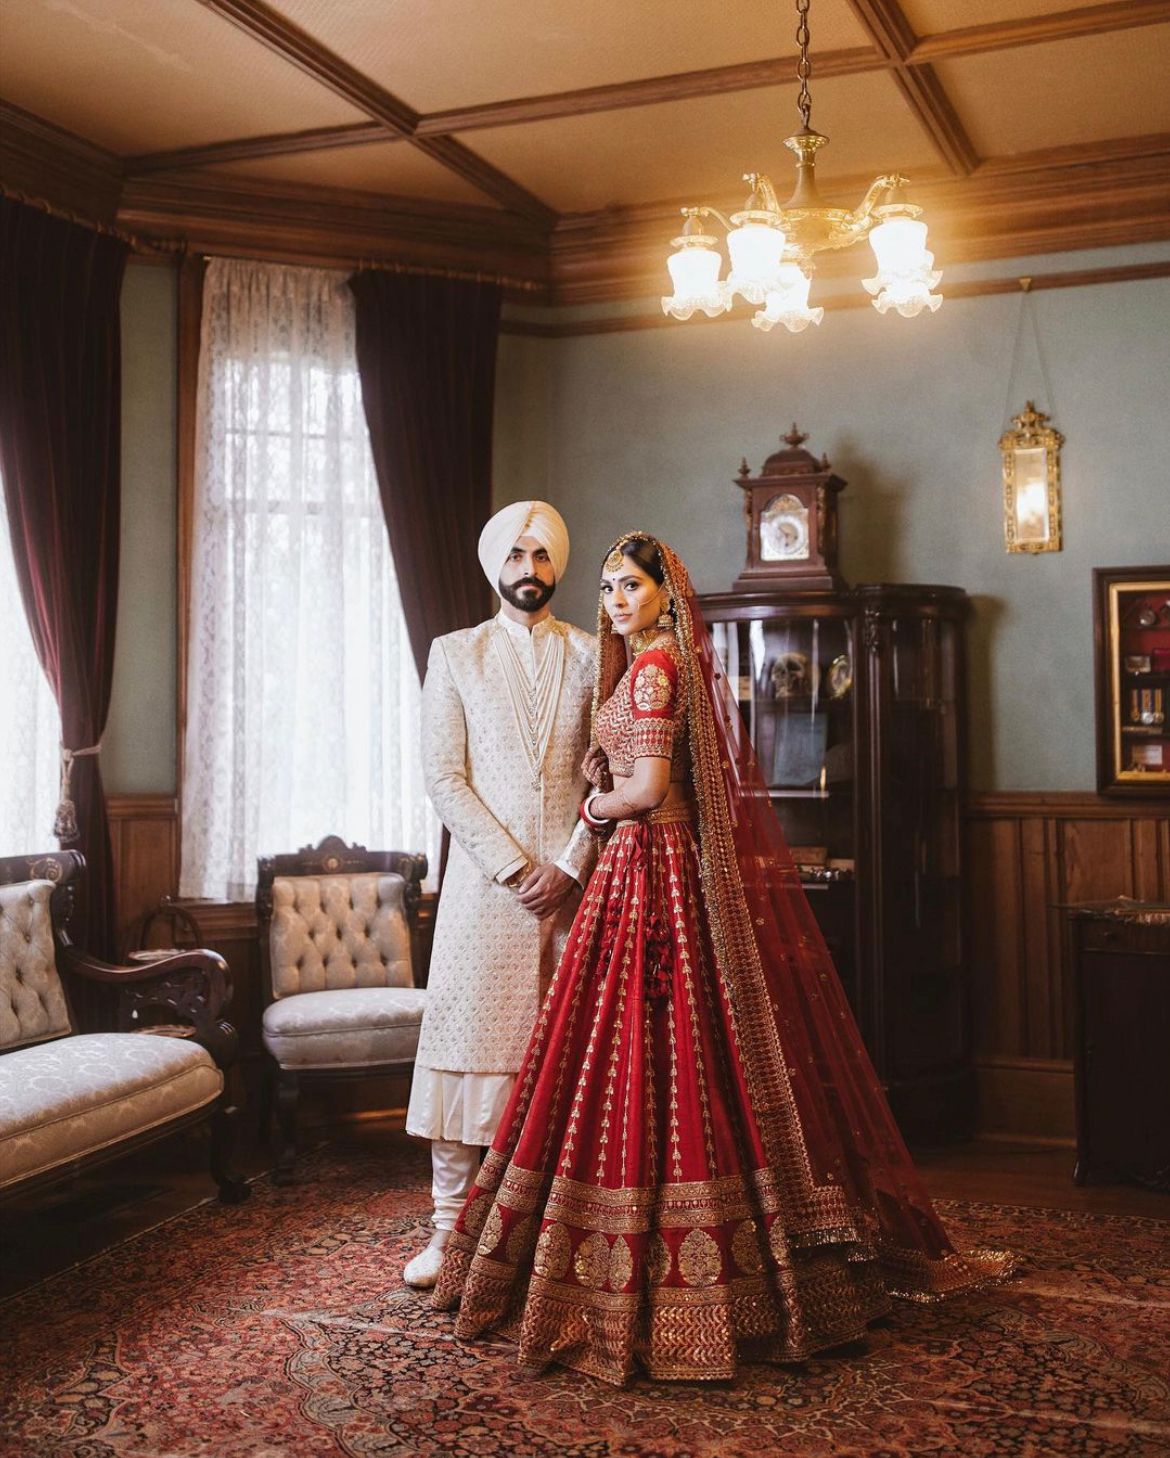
[54,741,102,844]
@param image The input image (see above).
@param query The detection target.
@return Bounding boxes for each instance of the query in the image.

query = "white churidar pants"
[407,1065,517,1229]
[430,1139,482,1231]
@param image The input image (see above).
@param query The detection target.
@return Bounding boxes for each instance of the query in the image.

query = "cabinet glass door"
[710,616,857,872]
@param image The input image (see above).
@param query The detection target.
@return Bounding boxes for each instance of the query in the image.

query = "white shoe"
[403,1242,446,1289]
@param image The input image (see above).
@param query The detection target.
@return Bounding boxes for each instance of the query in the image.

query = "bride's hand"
[581,747,611,789]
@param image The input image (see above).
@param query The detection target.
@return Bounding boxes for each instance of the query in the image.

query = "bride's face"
[600,555,666,637]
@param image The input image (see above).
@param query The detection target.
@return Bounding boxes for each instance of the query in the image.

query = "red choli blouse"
[594,640,689,781]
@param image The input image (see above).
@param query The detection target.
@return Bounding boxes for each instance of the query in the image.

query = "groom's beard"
[498,575,556,614]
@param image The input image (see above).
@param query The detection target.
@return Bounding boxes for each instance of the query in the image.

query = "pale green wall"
[103,246,1170,797]
[494,243,1170,792]
[104,262,177,795]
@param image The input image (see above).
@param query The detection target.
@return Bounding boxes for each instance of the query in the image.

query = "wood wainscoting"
[105,791,1166,1141]
[106,794,179,950]
[967,791,1169,1143]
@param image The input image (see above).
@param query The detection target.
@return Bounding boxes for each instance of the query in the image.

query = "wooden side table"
[1066,899,1170,1191]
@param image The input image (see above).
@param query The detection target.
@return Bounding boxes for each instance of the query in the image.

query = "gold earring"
[656,598,674,630]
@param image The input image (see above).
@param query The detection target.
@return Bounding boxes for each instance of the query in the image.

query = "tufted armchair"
[0,851,247,1205]
[256,835,427,1181]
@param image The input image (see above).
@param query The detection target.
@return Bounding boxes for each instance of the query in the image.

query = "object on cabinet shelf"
[700,580,973,1143]
[770,650,810,697]
[734,426,845,591]
[999,401,1063,554]
[1066,899,1170,1191]
[1094,566,1170,795]
[826,653,852,698]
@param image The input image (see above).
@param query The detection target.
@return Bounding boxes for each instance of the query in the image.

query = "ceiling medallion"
[662,0,942,333]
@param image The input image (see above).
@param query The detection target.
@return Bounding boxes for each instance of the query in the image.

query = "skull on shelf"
[770,652,811,699]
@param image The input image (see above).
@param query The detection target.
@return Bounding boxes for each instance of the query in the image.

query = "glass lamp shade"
[862,216,942,318]
[752,263,824,333]
[725,221,785,304]
[869,216,928,273]
[662,241,729,320]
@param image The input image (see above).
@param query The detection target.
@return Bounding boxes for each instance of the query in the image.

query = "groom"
[403,500,596,1287]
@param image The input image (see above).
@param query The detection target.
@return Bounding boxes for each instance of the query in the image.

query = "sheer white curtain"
[0,483,60,856]
[180,258,438,901]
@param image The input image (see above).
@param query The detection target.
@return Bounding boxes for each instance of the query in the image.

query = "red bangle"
[579,796,611,832]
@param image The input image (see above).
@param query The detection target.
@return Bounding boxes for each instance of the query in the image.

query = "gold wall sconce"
[999,277,1063,554]
[999,400,1064,554]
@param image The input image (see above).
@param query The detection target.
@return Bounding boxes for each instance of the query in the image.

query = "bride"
[432,532,1013,1385]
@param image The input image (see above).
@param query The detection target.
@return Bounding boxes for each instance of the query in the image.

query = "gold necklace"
[630,627,671,656]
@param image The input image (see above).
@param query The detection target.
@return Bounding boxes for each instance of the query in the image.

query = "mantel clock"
[735,426,846,591]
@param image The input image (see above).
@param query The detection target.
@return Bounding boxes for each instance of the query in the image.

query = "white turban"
[477,500,570,589]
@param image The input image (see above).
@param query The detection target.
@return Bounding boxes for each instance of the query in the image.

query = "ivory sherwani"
[413,612,596,1080]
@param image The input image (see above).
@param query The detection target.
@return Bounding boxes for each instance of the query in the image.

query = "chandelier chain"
[796,0,813,128]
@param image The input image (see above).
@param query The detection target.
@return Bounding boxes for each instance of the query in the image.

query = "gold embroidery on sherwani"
[678,1228,723,1287]
[534,1223,571,1280]
[573,1231,610,1289]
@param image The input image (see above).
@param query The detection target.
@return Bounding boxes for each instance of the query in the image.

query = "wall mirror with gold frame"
[1094,566,1170,795]
[999,402,1063,553]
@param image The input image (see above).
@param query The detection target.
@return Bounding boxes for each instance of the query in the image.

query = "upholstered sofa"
[0,851,247,1204]
[256,835,427,1181]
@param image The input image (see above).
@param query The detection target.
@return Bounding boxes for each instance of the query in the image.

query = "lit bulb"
[862,214,942,318]
[869,216,929,273]
[726,222,785,304]
[662,241,730,320]
[752,263,823,333]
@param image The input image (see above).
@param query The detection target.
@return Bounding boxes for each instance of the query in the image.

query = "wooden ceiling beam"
[910,1,1170,63]
[194,0,556,226]
[416,48,880,134]
[131,3,1168,174]
[889,64,980,175]
[125,123,388,177]
[845,0,978,175]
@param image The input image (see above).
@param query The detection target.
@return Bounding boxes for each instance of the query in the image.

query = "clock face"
[760,493,810,561]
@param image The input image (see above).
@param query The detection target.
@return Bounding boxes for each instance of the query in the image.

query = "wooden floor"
[2,1120,1165,1302]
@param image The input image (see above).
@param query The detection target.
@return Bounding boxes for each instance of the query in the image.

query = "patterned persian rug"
[2,1135,1167,1458]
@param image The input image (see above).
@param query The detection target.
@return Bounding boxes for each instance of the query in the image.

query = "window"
[180,259,438,900]
[0,483,60,856]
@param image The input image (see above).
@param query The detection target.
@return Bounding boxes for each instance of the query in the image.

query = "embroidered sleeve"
[628,650,678,760]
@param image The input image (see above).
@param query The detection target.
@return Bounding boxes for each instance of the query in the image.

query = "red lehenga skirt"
[432,808,1010,1385]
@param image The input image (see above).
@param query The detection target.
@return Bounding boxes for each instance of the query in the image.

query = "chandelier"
[662,0,942,332]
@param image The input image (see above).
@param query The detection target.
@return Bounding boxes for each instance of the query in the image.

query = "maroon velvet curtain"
[348,270,500,679]
[0,197,128,958]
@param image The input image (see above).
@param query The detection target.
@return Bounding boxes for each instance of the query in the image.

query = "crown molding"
[0,98,122,221]
[116,171,550,289]
[500,260,1170,338]
[6,94,1168,309]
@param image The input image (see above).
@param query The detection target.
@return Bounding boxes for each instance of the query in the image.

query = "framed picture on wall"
[1093,566,1170,796]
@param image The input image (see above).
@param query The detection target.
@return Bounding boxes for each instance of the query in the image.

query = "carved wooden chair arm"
[58,945,238,1070]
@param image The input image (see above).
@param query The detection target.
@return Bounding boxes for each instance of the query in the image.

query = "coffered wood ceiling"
[1,0,1168,301]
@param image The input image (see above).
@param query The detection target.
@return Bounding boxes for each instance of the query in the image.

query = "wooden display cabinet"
[1094,566,1170,795]
[1067,900,1170,1190]
[699,582,973,1143]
